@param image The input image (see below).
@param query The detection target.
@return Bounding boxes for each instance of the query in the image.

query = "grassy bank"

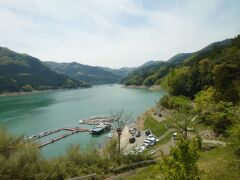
[126,147,240,180]
[199,147,240,180]
[143,113,168,137]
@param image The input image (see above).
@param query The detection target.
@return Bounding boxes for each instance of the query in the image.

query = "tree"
[167,112,198,139]
[160,136,202,180]
[228,106,240,156]
[228,123,240,156]
[161,67,193,97]
[110,109,133,156]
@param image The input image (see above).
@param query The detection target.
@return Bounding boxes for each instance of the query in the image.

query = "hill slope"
[45,62,134,85]
[123,36,240,102]
[0,47,89,93]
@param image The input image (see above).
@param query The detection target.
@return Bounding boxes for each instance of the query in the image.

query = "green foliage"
[45,62,130,85]
[198,147,240,180]
[0,127,24,158]
[228,124,240,157]
[0,47,90,93]
[103,138,118,163]
[123,35,240,103]
[159,136,202,180]
[195,97,237,134]
[0,127,110,179]
[0,127,159,179]
[120,152,153,165]
[194,87,220,111]
[125,164,161,180]
[195,87,240,134]
[161,67,194,97]
[121,61,168,86]
[166,112,198,138]
[143,113,167,137]
[159,95,192,111]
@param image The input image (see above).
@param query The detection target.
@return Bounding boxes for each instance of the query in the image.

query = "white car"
[142,143,150,148]
[138,146,146,153]
[146,137,156,142]
[148,134,156,138]
[144,139,151,144]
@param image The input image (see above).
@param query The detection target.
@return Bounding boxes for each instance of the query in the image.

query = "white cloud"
[0,0,239,68]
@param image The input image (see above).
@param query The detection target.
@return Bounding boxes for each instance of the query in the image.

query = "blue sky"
[0,0,239,68]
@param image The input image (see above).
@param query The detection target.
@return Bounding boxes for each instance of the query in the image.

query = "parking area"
[123,130,146,152]
[122,127,159,154]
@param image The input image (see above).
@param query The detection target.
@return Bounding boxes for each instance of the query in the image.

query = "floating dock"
[27,127,89,148]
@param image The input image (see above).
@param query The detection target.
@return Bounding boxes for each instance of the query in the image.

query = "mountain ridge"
[0,47,90,93]
[44,61,135,85]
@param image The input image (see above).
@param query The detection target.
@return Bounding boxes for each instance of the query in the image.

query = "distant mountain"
[45,62,134,85]
[99,66,136,77]
[0,47,89,93]
[122,35,240,101]
[120,60,167,86]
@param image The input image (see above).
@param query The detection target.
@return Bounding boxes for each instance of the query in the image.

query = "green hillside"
[0,47,90,93]
[45,62,134,85]
[120,61,169,86]
[123,36,240,102]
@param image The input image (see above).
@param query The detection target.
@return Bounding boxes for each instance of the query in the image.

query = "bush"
[228,123,240,157]
[159,95,192,111]
[0,127,112,179]
[160,136,201,180]
[120,152,153,165]
[144,113,167,137]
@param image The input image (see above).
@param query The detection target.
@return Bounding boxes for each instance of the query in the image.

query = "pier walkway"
[27,127,89,148]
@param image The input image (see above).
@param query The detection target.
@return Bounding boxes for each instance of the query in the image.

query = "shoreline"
[0,90,47,97]
[123,85,163,91]
[0,86,92,97]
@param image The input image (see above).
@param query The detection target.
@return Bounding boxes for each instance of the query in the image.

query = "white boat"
[107,132,113,138]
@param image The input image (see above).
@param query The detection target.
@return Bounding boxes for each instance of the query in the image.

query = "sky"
[0,0,240,68]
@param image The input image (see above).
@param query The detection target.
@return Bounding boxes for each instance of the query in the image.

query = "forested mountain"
[45,62,134,85]
[123,35,240,102]
[0,47,89,93]
[99,66,135,77]
[120,60,168,86]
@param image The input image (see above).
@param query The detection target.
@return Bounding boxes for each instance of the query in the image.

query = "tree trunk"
[117,133,121,156]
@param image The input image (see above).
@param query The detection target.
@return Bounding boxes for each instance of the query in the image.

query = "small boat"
[40,131,47,136]
[107,132,113,138]
[28,135,36,140]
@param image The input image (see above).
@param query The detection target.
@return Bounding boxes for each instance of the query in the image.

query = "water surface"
[0,84,164,157]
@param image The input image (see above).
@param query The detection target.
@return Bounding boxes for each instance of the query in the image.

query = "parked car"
[142,143,150,148]
[136,131,141,137]
[146,137,156,142]
[129,128,136,135]
[129,137,136,143]
[145,130,151,136]
[148,134,156,138]
[172,132,178,140]
[138,146,146,153]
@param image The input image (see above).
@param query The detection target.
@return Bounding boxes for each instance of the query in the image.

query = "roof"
[91,127,104,132]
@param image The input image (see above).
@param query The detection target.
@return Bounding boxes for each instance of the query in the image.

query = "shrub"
[159,95,192,111]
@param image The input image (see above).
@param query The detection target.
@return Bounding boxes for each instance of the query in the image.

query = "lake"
[0,84,164,157]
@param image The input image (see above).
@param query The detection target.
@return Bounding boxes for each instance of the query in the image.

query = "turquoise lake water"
[0,84,164,157]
